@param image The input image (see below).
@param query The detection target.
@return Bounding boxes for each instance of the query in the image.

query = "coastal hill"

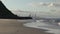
[0,1,32,19]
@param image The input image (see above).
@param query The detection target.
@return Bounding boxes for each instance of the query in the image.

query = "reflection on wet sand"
[0,19,52,34]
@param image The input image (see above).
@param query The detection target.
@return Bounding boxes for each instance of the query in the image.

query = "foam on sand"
[23,20,60,34]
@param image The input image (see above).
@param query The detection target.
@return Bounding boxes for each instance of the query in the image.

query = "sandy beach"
[0,19,52,34]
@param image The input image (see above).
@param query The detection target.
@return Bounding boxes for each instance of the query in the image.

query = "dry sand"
[0,19,52,34]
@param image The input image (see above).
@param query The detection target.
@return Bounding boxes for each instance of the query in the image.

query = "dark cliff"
[0,1,32,19]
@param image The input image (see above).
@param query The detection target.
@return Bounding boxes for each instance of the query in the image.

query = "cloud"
[39,2,48,6]
[56,0,60,2]
[27,2,41,7]
[48,3,54,7]
[54,3,60,7]
[48,3,60,7]
[39,2,45,6]
[27,2,60,7]
[27,2,48,7]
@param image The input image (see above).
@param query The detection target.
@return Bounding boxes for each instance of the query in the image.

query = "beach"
[0,19,52,34]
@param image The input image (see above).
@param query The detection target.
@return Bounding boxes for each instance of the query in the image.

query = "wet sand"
[0,19,52,34]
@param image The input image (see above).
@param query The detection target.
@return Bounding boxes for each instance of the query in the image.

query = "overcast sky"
[2,0,56,11]
[1,0,60,18]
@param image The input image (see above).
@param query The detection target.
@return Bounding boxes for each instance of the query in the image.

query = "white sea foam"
[23,20,60,34]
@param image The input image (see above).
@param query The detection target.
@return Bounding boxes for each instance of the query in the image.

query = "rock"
[0,1,32,19]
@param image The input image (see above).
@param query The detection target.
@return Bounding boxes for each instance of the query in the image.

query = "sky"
[1,0,60,18]
[2,0,56,11]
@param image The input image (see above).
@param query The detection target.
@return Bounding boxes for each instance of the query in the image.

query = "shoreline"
[0,19,53,34]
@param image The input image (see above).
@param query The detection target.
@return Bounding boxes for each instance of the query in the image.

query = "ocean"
[23,20,60,34]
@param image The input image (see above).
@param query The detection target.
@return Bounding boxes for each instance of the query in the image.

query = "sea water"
[23,20,60,34]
